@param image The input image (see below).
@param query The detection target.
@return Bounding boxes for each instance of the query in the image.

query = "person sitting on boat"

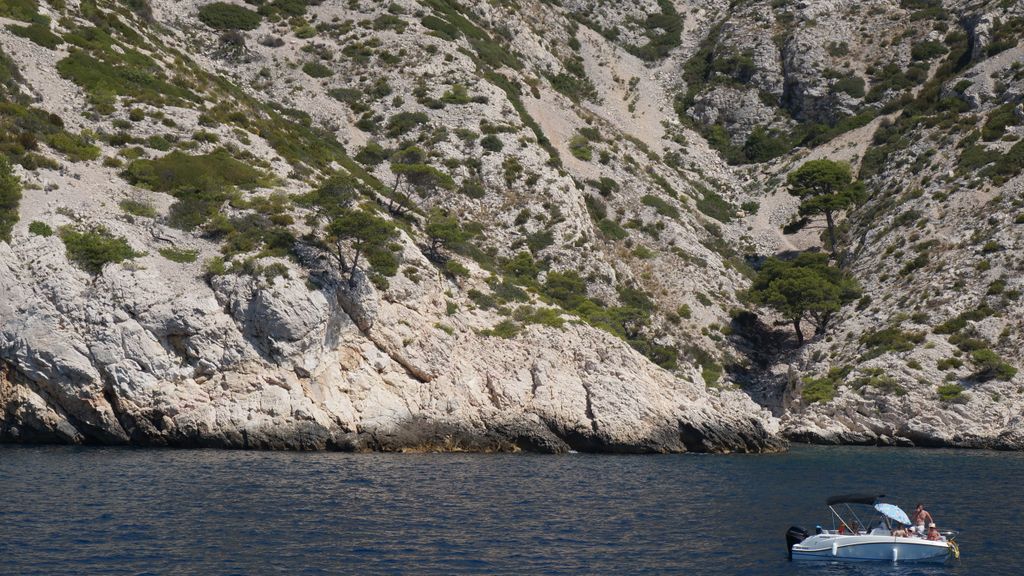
[892,526,909,538]
[926,523,942,541]
[912,503,933,535]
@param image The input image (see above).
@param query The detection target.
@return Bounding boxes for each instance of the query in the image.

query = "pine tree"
[747,252,861,344]
[786,159,863,259]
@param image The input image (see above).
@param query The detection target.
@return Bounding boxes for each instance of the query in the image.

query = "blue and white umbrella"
[875,502,912,526]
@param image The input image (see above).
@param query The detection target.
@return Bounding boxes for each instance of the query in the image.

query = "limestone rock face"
[0,236,782,453]
[689,86,779,144]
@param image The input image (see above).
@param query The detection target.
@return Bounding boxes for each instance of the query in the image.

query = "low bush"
[971,348,1018,381]
[0,157,21,242]
[641,194,679,219]
[936,383,966,403]
[832,76,866,98]
[124,149,270,193]
[934,305,992,334]
[385,111,428,137]
[0,0,39,22]
[198,2,262,31]
[860,327,925,359]
[480,319,520,339]
[910,40,948,61]
[695,188,735,223]
[59,225,142,274]
[7,23,62,49]
[480,134,503,152]
[802,376,837,404]
[159,246,198,263]
[119,198,156,218]
[568,135,592,160]
[28,220,52,237]
[47,131,100,161]
[301,61,333,78]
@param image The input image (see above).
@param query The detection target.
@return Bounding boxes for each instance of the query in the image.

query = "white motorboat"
[786,494,960,563]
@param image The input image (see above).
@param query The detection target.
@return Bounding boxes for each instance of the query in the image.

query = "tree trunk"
[347,243,362,288]
[334,242,349,273]
[825,210,838,259]
[813,311,832,335]
[793,318,804,345]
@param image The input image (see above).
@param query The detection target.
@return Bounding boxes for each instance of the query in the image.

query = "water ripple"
[0,445,1020,574]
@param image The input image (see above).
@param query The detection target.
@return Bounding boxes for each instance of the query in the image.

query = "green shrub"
[0,0,39,22]
[28,220,52,237]
[971,348,1018,381]
[937,357,963,371]
[124,149,269,193]
[440,83,472,104]
[56,51,198,112]
[385,111,428,137]
[742,126,789,162]
[641,194,679,219]
[421,14,460,39]
[7,23,62,49]
[628,0,682,61]
[695,188,735,223]
[910,40,948,60]
[568,135,592,160]
[480,319,520,339]
[802,376,837,404]
[851,369,906,396]
[934,305,992,334]
[480,133,503,152]
[860,327,925,359]
[982,104,1020,141]
[198,2,262,31]
[354,141,389,165]
[981,240,1004,253]
[549,71,597,102]
[159,246,198,263]
[588,177,619,197]
[301,61,333,78]
[513,305,565,328]
[460,179,486,199]
[597,218,628,240]
[119,198,156,218]
[444,259,469,278]
[372,13,407,33]
[59,225,142,274]
[0,157,21,242]
[832,76,865,98]
[47,131,100,161]
[937,383,965,403]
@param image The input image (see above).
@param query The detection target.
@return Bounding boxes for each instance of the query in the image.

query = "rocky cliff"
[0,0,1020,452]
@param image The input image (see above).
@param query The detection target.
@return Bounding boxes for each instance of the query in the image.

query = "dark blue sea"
[0,444,1019,575]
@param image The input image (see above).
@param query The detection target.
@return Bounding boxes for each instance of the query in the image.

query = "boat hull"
[792,534,951,563]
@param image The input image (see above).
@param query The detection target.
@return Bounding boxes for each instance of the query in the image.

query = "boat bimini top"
[825,494,890,533]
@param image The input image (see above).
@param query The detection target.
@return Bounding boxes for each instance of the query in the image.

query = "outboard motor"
[786,526,809,559]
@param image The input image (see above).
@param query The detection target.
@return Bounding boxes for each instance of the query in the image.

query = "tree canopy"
[383,146,454,216]
[747,252,861,344]
[326,207,396,287]
[786,159,863,258]
[424,210,469,262]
